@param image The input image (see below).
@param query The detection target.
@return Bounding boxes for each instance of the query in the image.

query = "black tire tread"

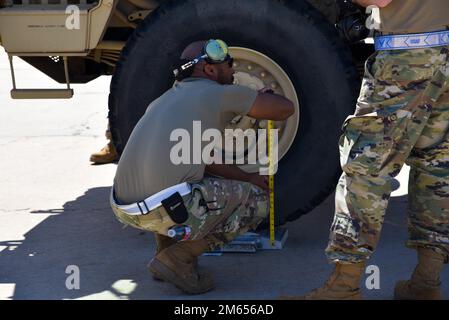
[108,0,360,225]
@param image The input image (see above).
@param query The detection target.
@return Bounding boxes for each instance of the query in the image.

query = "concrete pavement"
[0,50,447,300]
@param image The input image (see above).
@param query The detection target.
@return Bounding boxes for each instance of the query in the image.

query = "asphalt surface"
[0,50,448,300]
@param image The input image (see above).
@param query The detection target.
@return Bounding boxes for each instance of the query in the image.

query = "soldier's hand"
[248,173,269,192]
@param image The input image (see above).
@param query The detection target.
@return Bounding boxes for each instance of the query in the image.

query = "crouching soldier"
[110,39,294,294]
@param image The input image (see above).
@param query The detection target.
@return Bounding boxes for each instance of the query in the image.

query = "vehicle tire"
[108,0,360,225]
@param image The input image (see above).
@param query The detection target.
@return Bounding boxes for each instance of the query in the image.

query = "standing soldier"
[294,0,449,299]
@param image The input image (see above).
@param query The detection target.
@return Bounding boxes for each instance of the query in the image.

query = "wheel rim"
[220,47,300,173]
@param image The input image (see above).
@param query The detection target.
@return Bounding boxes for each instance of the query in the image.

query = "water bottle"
[167,225,192,241]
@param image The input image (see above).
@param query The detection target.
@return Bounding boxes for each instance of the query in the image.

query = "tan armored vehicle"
[0,0,373,225]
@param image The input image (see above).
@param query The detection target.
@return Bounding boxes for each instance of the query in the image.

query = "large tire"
[108,0,360,225]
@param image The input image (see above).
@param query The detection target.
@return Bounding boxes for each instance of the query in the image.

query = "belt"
[111,182,192,216]
[374,29,449,51]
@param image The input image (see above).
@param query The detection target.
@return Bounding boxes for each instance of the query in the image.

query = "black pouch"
[161,192,189,224]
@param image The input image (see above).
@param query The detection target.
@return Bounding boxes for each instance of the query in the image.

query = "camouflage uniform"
[112,176,268,250]
[326,46,449,264]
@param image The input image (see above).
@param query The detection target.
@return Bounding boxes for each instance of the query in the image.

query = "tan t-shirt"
[113,78,258,204]
[379,0,449,34]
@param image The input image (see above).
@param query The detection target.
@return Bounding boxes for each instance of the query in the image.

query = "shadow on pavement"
[0,184,447,299]
[0,187,162,299]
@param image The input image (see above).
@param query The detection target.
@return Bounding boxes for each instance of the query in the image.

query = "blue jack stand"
[203,227,288,255]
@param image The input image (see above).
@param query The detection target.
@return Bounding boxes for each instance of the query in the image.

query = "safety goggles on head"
[173,39,233,78]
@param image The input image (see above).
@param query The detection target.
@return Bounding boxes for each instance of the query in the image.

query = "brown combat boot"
[90,128,119,164]
[148,238,214,294]
[90,141,118,164]
[394,247,445,300]
[155,233,177,254]
[280,262,365,300]
[152,233,199,281]
[152,234,178,281]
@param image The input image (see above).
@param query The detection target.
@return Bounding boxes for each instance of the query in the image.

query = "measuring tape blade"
[268,120,275,246]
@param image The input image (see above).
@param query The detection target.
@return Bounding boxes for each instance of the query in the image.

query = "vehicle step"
[10,88,73,99]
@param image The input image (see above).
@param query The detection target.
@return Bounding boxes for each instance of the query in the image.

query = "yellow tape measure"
[268,120,275,246]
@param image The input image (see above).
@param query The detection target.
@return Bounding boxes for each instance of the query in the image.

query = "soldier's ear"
[203,64,218,78]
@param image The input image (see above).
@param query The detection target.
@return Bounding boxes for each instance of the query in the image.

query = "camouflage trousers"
[112,176,268,249]
[326,46,449,264]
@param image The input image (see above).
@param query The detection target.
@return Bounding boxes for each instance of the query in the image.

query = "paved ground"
[0,50,448,300]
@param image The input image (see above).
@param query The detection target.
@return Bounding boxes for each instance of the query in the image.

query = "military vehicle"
[0,0,374,225]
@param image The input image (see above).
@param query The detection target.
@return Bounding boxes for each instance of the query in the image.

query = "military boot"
[152,234,179,281]
[155,234,199,267]
[90,129,119,164]
[148,238,214,294]
[280,262,365,300]
[155,233,177,254]
[394,247,445,300]
[90,141,118,164]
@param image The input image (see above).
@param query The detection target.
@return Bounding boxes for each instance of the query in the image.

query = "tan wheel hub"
[221,47,300,172]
